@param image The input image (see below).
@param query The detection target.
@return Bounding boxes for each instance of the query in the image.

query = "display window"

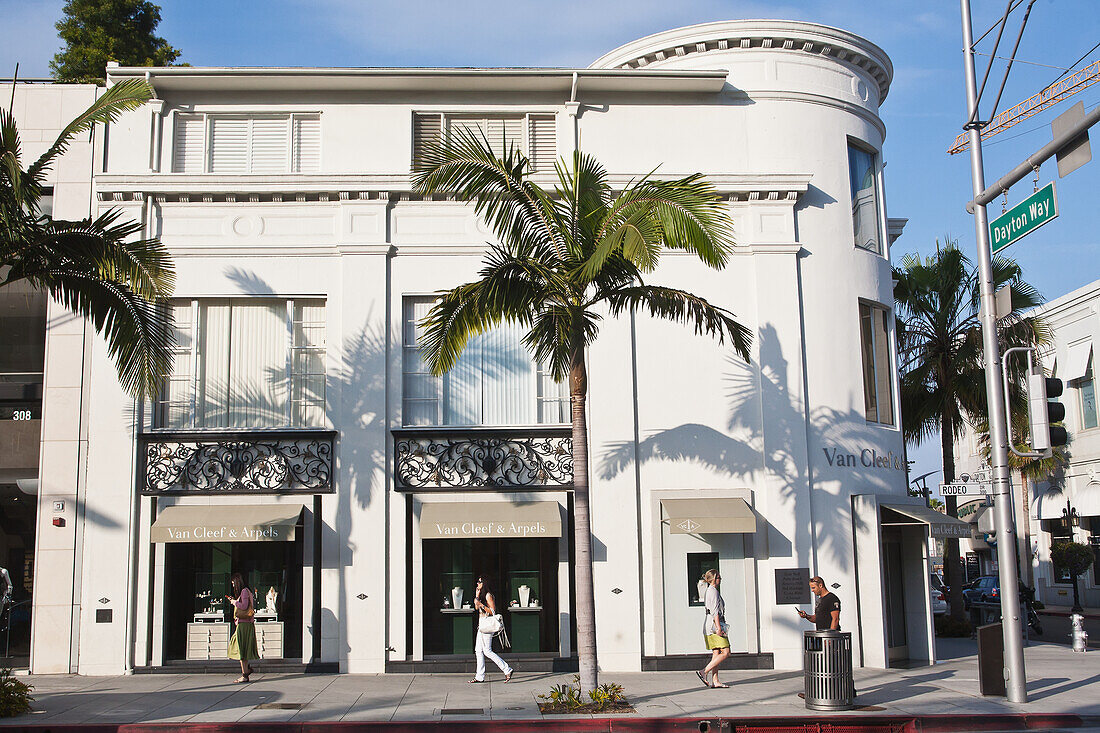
[163,540,303,661]
[421,538,559,655]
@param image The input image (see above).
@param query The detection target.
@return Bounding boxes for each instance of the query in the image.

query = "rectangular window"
[154,299,325,429]
[413,112,557,172]
[687,552,719,607]
[1077,356,1098,430]
[172,113,320,174]
[859,301,894,425]
[401,297,568,427]
[848,142,882,254]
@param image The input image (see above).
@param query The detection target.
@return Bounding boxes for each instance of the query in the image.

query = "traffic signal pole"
[959,0,1028,703]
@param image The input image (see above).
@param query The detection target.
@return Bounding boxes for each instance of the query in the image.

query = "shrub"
[588,682,626,711]
[935,615,973,637]
[0,668,33,718]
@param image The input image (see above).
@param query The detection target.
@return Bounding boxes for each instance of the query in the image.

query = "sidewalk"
[2,639,1098,727]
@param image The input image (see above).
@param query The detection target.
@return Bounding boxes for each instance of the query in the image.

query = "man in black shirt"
[798,576,840,630]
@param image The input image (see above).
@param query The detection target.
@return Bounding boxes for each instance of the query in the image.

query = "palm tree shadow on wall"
[598,324,900,574]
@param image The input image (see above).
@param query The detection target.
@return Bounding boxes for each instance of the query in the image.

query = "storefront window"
[163,540,303,661]
[1077,357,1097,430]
[686,552,718,607]
[859,301,894,425]
[422,538,559,655]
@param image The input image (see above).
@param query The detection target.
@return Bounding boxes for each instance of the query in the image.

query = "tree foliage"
[412,129,750,692]
[1,79,175,399]
[1051,541,1095,578]
[50,0,182,84]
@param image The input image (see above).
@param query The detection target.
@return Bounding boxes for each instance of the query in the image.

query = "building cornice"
[106,67,728,95]
[589,19,893,102]
[95,173,813,204]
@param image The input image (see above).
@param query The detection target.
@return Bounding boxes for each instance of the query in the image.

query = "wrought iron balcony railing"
[393,426,572,492]
[140,429,336,495]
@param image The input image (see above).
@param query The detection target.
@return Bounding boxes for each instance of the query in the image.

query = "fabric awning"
[1034,488,1066,520]
[420,501,562,539]
[1063,340,1093,381]
[661,498,756,534]
[151,504,304,543]
[880,502,971,539]
[1074,483,1100,517]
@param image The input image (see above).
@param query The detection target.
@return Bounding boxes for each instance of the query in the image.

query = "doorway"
[883,530,909,661]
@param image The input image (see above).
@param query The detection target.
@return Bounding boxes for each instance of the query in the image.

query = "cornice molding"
[95,172,814,204]
[589,19,893,103]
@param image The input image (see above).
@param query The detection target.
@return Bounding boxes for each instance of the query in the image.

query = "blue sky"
[4,0,1098,487]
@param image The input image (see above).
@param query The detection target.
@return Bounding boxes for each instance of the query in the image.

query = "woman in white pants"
[470,575,512,683]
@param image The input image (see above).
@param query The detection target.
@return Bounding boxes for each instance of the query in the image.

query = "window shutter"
[209,117,249,173]
[528,114,556,172]
[172,113,205,172]
[500,117,523,158]
[412,112,443,169]
[250,116,290,174]
[292,115,320,172]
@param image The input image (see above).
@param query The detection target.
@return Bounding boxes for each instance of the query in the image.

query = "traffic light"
[1028,366,1067,452]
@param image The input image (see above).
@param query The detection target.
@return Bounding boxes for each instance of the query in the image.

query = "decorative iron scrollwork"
[394,429,572,490]
[141,431,334,494]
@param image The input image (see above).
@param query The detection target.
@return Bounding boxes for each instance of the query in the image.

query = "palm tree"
[893,240,1046,620]
[1,79,174,399]
[412,132,751,691]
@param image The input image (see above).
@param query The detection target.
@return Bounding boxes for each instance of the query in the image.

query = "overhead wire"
[973,52,1070,72]
[986,0,1039,121]
[970,0,1018,124]
[973,0,1026,45]
[1047,40,1100,88]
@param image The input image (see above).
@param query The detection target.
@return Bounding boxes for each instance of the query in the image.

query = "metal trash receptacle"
[803,630,854,711]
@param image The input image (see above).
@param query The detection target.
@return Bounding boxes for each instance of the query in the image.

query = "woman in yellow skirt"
[225,573,258,683]
[697,569,730,688]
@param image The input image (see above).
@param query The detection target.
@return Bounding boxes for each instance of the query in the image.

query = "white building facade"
[954,280,1100,609]
[28,21,959,676]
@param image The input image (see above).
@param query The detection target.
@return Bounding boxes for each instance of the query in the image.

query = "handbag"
[234,592,255,621]
[478,613,503,634]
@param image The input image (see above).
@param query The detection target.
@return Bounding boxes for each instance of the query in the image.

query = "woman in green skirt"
[225,573,258,683]
[697,569,730,688]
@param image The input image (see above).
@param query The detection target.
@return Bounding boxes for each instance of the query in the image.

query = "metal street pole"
[959,0,1028,703]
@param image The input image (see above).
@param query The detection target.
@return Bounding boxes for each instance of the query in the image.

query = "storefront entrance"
[422,537,558,655]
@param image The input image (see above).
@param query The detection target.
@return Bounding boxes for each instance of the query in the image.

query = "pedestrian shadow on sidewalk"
[1026,672,1100,702]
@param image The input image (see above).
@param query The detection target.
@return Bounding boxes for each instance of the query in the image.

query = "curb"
[8,714,1100,732]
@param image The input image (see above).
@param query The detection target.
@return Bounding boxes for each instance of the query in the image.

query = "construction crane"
[948,59,1100,154]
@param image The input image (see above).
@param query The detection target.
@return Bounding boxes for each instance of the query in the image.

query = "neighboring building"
[0,81,99,665]
[29,20,958,676]
[954,279,1100,609]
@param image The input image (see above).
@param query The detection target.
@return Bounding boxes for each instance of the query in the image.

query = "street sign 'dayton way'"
[988,182,1058,253]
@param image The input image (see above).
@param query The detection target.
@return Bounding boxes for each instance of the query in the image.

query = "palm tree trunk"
[570,346,598,692]
[941,421,967,622]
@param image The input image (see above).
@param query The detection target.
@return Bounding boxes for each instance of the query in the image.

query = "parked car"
[930,574,948,616]
[962,575,999,609]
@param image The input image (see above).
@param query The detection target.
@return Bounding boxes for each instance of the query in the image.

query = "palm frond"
[603,284,752,361]
[28,78,154,183]
[38,267,175,400]
[412,126,565,261]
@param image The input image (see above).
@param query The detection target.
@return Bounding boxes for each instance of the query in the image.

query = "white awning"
[1074,482,1100,517]
[1034,488,1066,520]
[151,504,304,543]
[419,501,562,539]
[1063,340,1093,381]
[880,502,972,538]
[661,498,757,534]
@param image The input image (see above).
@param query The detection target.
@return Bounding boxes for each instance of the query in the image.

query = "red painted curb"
[8,713,1099,732]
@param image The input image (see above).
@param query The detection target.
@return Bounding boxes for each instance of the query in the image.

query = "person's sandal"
[695,670,709,687]
[504,671,513,682]
[468,679,484,683]
[234,676,249,684]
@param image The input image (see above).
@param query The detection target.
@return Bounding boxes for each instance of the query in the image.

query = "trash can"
[802,630,854,711]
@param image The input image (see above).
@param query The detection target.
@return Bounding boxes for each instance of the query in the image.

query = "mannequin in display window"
[265,586,278,616]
